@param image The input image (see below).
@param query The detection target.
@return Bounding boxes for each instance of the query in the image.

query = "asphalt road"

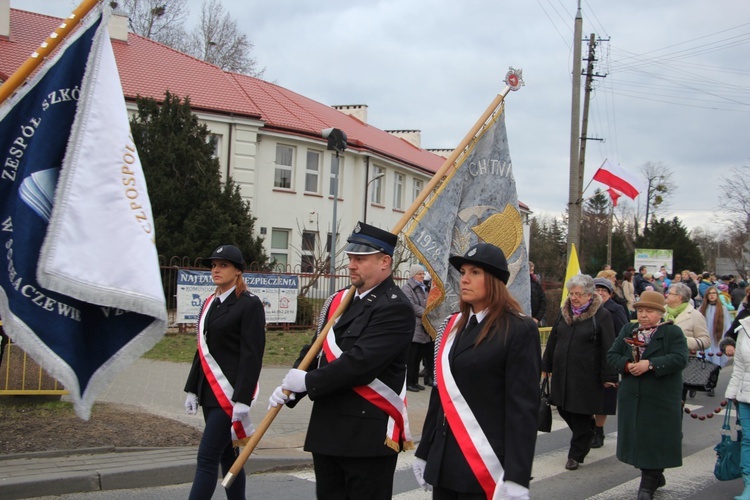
[34,366,743,500]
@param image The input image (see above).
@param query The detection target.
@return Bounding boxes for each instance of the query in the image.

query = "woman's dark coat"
[542,294,618,414]
[416,313,541,491]
[607,322,688,469]
[184,291,266,407]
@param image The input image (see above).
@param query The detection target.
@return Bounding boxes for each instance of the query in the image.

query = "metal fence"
[160,263,411,330]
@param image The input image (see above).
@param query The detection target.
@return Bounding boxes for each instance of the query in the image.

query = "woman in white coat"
[724,316,750,500]
[666,283,711,401]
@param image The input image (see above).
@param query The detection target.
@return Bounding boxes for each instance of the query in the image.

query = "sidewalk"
[0,359,432,499]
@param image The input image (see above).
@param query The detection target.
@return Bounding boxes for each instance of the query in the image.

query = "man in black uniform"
[269,222,414,500]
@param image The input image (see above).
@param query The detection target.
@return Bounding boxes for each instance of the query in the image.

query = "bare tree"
[640,161,676,232]
[185,0,265,77]
[717,164,750,277]
[119,0,189,48]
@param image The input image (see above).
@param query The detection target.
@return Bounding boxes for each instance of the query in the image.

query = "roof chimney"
[0,0,9,39]
[332,104,368,124]
[385,130,422,148]
[108,4,128,42]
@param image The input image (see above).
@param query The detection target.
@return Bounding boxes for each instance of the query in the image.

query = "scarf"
[570,297,593,316]
[665,302,688,321]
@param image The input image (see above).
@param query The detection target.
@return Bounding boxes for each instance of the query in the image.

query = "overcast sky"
[18,0,750,232]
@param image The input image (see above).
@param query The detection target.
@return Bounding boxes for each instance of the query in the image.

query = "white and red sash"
[321,289,414,451]
[197,294,258,446]
[437,313,504,499]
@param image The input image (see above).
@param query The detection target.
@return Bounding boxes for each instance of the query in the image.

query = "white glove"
[231,402,251,422]
[268,385,296,409]
[493,481,529,500]
[184,392,198,415]
[281,368,307,393]
[412,457,432,491]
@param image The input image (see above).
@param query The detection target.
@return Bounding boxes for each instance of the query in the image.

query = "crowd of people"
[179,229,749,499]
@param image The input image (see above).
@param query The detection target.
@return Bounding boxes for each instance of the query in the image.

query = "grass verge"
[143,328,315,366]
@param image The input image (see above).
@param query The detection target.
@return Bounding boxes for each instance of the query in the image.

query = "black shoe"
[407,385,421,392]
[689,390,696,398]
[565,458,579,470]
[708,388,715,397]
[415,384,425,390]
[590,434,604,449]
[637,472,659,500]
[424,378,434,387]
[657,473,666,489]
[590,426,604,448]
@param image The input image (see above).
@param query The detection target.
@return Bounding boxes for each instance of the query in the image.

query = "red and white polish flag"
[593,160,646,200]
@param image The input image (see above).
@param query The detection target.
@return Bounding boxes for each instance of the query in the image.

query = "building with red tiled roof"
[0,5,531,273]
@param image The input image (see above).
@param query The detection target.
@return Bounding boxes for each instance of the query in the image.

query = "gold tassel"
[384,437,401,452]
[233,436,251,447]
[384,437,415,452]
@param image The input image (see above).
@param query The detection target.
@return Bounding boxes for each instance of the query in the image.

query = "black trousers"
[422,340,435,384]
[433,485,486,500]
[312,453,398,500]
[558,407,594,462]
[407,342,429,385]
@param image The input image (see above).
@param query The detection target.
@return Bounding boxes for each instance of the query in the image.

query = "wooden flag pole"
[392,85,510,235]
[223,83,513,489]
[222,287,355,487]
[0,0,102,105]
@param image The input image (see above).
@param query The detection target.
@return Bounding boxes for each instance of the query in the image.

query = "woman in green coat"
[607,291,688,500]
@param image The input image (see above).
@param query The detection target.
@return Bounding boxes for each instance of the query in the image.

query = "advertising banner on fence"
[176,270,299,323]
[634,248,674,275]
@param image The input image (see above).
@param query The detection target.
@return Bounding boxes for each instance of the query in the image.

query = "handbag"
[538,375,552,433]
[683,339,721,391]
[714,402,742,481]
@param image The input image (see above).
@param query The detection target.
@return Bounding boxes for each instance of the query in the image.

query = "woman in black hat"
[184,245,266,500]
[413,243,541,499]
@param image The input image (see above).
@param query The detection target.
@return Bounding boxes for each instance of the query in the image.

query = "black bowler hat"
[344,222,397,256]
[448,243,510,284]
[202,244,245,270]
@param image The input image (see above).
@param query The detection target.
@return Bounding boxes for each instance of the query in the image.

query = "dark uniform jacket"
[292,276,413,457]
[184,290,266,407]
[415,313,541,491]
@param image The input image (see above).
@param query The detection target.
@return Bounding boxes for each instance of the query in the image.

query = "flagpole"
[607,199,613,265]
[223,80,520,488]
[581,158,607,200]
[0,0,101,105]
[392,85,512,235]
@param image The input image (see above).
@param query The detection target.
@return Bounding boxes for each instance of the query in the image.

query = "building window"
[305,150,321,193]
[371,166,385,205]
[274,144,294,189]
[413,178,423,202]
[208,134,222,159]
[329,155,344,196]
[271,228,290,271]
[393,172,404,210]
[301,231,317,272]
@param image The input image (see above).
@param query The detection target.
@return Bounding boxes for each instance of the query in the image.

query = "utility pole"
[577,33,597,210]
[566,1,583,262]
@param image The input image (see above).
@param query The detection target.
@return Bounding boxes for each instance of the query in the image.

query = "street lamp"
[363,173,385,223]
[322,128,347,295]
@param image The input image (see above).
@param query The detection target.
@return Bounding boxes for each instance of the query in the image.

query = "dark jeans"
[408,342,430,385]
[558,408,594,462]
[312,453,398,500]
[189,406,246,500]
